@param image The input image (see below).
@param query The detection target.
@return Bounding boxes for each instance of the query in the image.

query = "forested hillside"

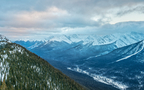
[0,36,85,90]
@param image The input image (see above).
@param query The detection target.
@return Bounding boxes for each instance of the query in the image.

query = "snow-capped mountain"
[14,32,144,90]
[41,32,144,48]
[15,32,144,50]
[0,35,11,42]
[0,34,11,47]
[68,40,144,90]
[0,35,7,41]
[0,34,11,43]
[44,32,144,47]
[15,32,144,61]
[115,32,144,47]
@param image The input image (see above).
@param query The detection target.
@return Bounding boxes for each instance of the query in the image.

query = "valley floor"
[47,59,119,90]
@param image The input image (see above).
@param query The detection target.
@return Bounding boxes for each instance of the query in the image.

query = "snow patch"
[0,58,10,82]
[115,41,144,62]
[28,42,43,49]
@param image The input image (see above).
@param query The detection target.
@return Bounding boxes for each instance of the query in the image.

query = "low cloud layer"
[0,0,144,40]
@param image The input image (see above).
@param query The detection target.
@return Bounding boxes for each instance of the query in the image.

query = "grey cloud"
[96,21,144,35]
[61,21,144,35]
[1,0,144,40]
[1,0,144,14]
[117,5,144,16]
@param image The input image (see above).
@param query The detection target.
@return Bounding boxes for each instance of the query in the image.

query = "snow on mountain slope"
[15,32,144,51]
[0,54,10,82]
[0,45,24,82]
[108,40,144,63]
[28,41,45,49]
[14,32,144,90]
[14,32,144,62]
[0,35,11,47]
[14,40,44,50]
[67,40,144,90]
[115,32,144,48]
[115,40,144,62]
[44,32,144,48]
[67,66,128,90]
[0,35,10,42]
[41,34,118,46]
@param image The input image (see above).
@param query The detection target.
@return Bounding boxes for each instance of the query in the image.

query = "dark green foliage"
[0,43,85,90]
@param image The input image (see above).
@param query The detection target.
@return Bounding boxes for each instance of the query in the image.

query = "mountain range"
[15,32,144,61]
[14,32,144,90]
[68,40,144,90]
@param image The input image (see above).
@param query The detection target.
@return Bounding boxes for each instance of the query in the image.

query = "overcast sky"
[1,0,144,40]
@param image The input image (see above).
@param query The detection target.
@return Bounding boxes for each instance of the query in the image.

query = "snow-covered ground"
[115,40,144,62]
[0,43,25,82]
[0,54,10,82]
[0,35,11,43]
[67,66,128,90]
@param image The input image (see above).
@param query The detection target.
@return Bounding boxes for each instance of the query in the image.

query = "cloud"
[61,21,144,35]
[116,5,144,16]
[0,0,144,40]
[0,5,100,28]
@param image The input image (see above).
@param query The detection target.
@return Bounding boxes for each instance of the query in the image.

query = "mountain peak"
[0,34,10,43]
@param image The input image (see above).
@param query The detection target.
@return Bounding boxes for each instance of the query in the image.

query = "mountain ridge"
[15,32,144,49]
[68,40,144,90]
[14,32,144,62]
[0,36,85,90]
